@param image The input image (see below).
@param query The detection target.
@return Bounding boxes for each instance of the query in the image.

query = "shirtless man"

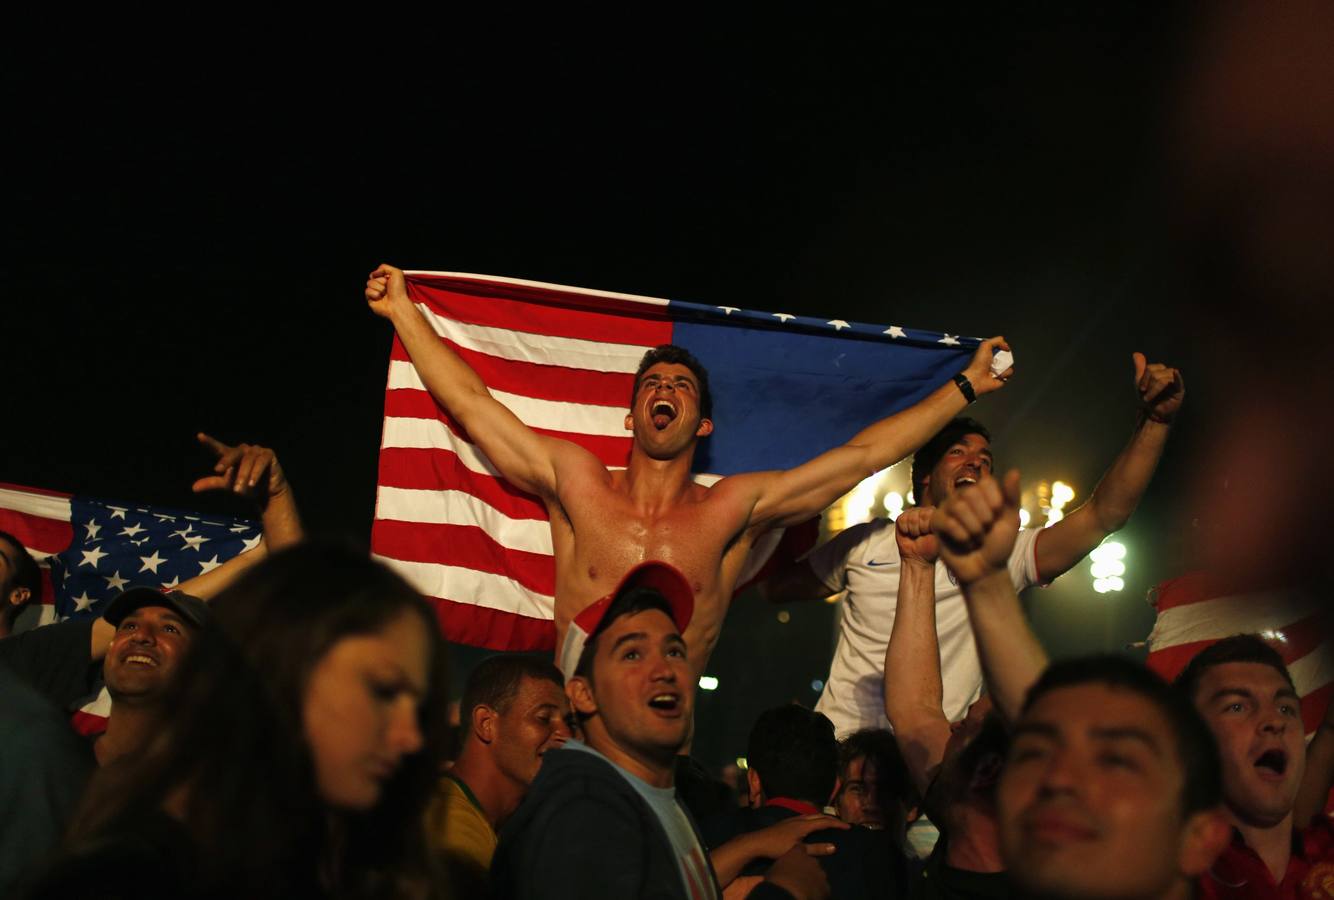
[365,264,1011,677]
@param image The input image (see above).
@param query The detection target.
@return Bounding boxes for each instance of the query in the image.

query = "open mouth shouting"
[650,399,678,430]
[123,652,160,667]
[647,691,682,717]
[1253,747,1289,781]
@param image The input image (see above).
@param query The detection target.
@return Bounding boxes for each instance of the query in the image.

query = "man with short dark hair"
[766,354,1184,738]
[429,655,570,893]
[1175,634,1334,897]
[999,656,1231,900]
[493,562,827,900]
[834,728,913,837]
[0,530,41,639]
[703,705,900,900]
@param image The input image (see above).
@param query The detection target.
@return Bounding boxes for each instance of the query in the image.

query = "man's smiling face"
[998,682,1208,900]
[103,605,193,703]
[922,433,994,506]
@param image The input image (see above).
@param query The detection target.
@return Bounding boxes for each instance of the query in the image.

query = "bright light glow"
[736,757,748,769]
[1045,507,1064,527]
[777,610,791,624]
[1094,579,1112,594]
[1090,541,1127,562]
[906,490,915,506]
[1019,508,1031,528]
[698,676,719,691]
[1094,577,1125,593]
[1090,560,1126,579]
[811,679,824,692]
[1260,629,1289,643]
[843,470,890,526]
[884,491,904,520]
[1051,481,1075,509]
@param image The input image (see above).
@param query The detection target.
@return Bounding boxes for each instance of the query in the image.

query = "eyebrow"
[610,632,649,652]
[1208,687,1256,704]
[1012,722,1161,752]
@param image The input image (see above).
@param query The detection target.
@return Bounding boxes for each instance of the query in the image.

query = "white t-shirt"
[810,519,1043,738]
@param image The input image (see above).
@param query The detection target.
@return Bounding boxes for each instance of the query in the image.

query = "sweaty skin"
[366,265,1011,678]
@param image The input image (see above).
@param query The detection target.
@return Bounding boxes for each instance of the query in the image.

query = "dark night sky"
[8,10,1202,765]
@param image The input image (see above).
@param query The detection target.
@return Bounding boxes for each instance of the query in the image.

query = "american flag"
[0,482,259,732]
[372,271,978,651]
[1145,572,1333,736]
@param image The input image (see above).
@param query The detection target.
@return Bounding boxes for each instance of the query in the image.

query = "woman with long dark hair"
[26,542,450,900]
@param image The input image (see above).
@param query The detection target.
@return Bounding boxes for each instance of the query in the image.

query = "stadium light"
[698,676,719,691]
[1089,540,1128,593]
[1019,508,1031,528]
[884,491,905,520]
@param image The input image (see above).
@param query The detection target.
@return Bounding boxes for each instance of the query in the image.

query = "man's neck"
[450,747,525,830]
[585,729,676,789]
[1229,807,1295,883]
[622,447,698,509]
[95,703,155,767]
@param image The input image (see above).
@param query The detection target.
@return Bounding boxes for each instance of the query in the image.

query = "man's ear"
[7,586,31,609]
[567,677,598,717]
[472,704,499,744]
[696,418,713,438]
[624,413,635,433]
[1178,807,1231,878]
[746,767,764,807]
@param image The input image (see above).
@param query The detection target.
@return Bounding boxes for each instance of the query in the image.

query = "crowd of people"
[0,262,1328,899]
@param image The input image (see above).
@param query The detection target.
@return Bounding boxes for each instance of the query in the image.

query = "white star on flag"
[139,551,167,574]
[171,525,194,539]
[153,513,177,522]
[241,535,262,553]
[827,320,850,331]
[198,555,222,575]
[104,571,129,592]
[72,592,94,612]
[182,534,209,551]
[885,326,907,339]
[229,525,250,533]
[108,506,128,520]
[80,547,108,569]
[120,523,146,538]
[161,575,182,590]
[772,313,795,323]
[938,335,961,346]
[83,521,102,540]
[717,306,739,315]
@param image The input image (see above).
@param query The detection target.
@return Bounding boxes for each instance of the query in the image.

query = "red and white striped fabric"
[1145,571,1333,736]
[370,271,813,652]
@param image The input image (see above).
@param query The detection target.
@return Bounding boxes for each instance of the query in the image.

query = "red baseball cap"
[558,561,694,680]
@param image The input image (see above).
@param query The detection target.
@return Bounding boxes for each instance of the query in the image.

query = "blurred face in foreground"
[998,683,1225,900]
[303,609,430,810]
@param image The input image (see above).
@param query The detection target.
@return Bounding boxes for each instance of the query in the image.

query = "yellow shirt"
[428,774,498,885]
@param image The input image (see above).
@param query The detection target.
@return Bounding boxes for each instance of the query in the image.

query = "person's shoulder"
[507,748,642,825]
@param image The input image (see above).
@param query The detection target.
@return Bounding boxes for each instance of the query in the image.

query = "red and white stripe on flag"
[1145,572,1333,736]
[371,272,681,651]
[0,482,73,625]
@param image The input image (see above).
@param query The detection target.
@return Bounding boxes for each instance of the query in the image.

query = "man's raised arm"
[882,507,953,798]
[365,264,579,498]
[1035,353,1184,580]
[89,434,305,661]
[931,470,1047,722]
[746,337,1012,531]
